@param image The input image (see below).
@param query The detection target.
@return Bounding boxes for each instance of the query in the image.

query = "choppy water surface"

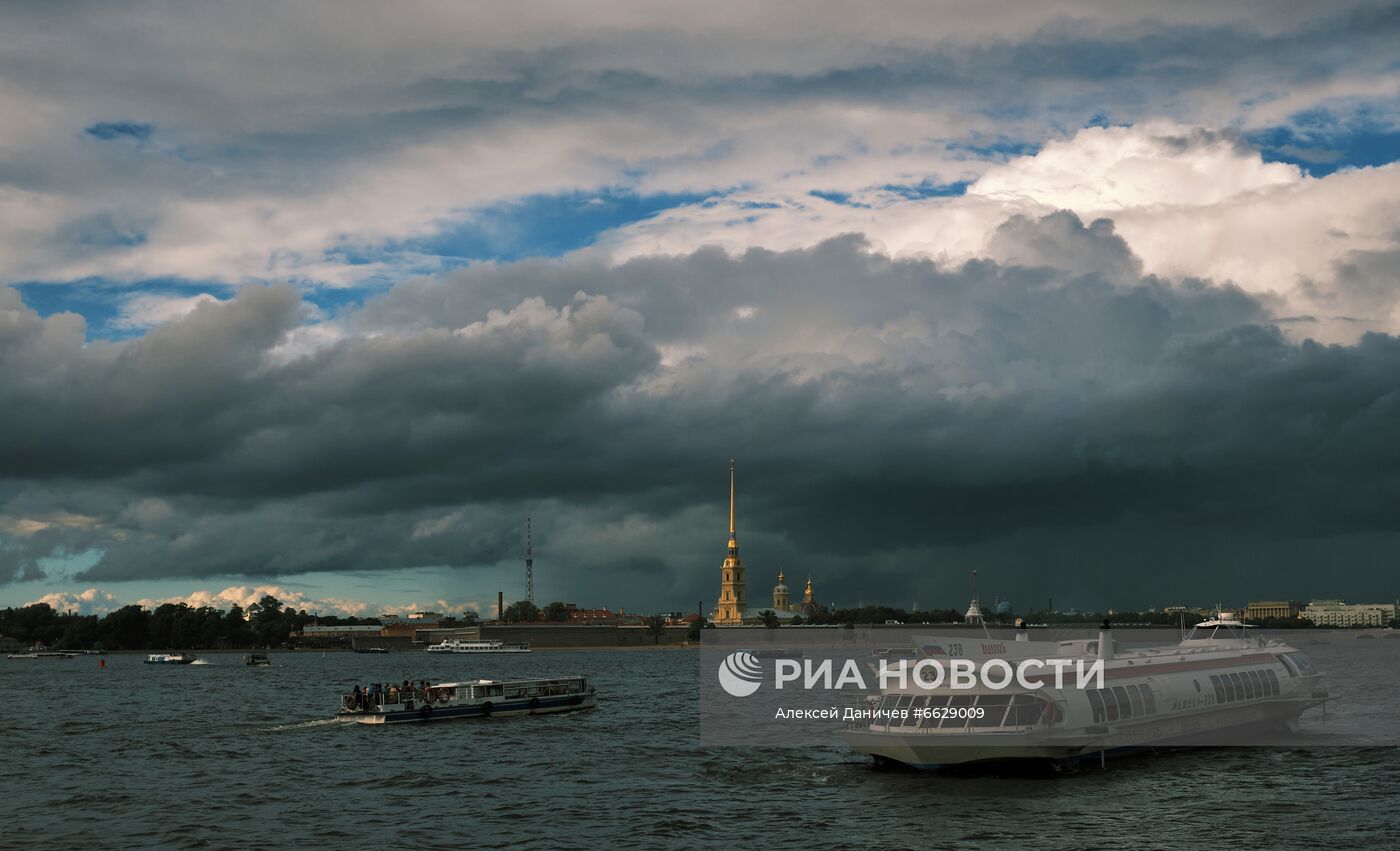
[3,647,1398,849]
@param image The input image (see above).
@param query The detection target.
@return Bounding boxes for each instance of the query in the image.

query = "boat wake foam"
[270,717,357,732]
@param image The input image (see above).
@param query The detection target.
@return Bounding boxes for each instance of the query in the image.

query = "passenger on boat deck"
[352,684,363,709]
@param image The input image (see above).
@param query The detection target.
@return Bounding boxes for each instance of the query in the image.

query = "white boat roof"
[433,676,585,689]
[1192,618,1254,628]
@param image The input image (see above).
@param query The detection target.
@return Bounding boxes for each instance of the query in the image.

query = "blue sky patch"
[400,189,711,262]
[809,190,868,208]
[946,139,1041,160]
[1250,119,1400,176]
[880,180,971,199]
[85,121,153,142]
[15,279,230,339]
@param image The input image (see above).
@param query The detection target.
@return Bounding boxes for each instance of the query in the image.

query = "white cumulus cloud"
[25,587,119,615]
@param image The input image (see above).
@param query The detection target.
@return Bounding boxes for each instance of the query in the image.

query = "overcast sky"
[3,1,1399,617]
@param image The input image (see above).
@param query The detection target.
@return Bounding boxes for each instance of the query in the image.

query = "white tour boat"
[841,615,1328,770]
[338,676,596,724]
[144,653,198,665]
[425,639,530,654]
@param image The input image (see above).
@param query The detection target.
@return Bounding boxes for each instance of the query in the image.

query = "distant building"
[712,460,822,625]
[293,624,383,648]
[568,606,627,623]
[797,576,823,618]
[299,624,382,639]
[772,571,791,612]
[1244,601,1306,621]
[1303,599,1397,627]
[415,626,482,644]
[1162,606,1214,618]
[714,460,747,626]
[0,635,21,653]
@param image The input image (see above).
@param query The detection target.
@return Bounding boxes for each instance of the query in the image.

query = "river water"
[3,647,1398,849]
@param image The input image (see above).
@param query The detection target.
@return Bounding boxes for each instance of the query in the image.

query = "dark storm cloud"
[3,211,1400,607]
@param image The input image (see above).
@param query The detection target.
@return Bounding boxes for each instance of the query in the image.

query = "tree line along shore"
[2,593,1356,654]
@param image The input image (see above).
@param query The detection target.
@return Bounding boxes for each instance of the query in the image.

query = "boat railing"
[846,693,1064,734]
[341,685,461,711]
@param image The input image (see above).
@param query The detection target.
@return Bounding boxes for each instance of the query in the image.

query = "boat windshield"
[1185,620,1252,641]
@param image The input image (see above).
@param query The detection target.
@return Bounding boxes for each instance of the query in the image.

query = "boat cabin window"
[919,694,949,727]
[970,695,1011,728]
[1210,669,1280,703]
[1112,686,1134,720]
[1086,688,1105,723]
[900,697,925,727]
[1087,684,1154,722]
[1138,684,1156,714]
[1006,694,1044,727]
[1101,688,1119,722]
[939,695,975,729]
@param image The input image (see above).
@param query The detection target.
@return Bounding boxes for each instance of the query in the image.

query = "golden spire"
[778,569,785,583]
[728,458,736,538]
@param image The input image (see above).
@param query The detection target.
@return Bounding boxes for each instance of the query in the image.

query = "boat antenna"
[966,570,992,638]
[525,514,534,605]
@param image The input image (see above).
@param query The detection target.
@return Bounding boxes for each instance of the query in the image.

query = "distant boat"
[426,639,530,654]
[743,648,804,659]
[145,653,197,665]
[244,652,272,666]
[353,647,391,654]
[338,676,595,724]
[7,651,78,660]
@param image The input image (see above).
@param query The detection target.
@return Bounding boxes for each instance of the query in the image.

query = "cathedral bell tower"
[715,459,747,625]
[772,570,791,612]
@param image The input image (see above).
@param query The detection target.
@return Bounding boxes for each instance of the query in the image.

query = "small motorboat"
[244,653,272,666]
[352,647,391,654]
[144,653,197,665]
